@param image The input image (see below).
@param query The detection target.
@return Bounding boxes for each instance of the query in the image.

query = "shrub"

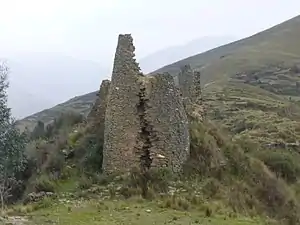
[202,178,221,198]
[187,120,300,224]
[161,195,191,211]
[75,133,104,172]
[43,150,65,175]
[119,186,140,199]
[45,112,83,138]
[25,132,68,177]
[90,173,110,186]
[184,120,226,178]
[129,168,173,197]
[34,175,56,192]
[256,150,300,183]
[32,197,53,211]
[77,176,93,190]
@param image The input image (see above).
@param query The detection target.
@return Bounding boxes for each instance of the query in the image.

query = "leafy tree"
[0,63,28,211]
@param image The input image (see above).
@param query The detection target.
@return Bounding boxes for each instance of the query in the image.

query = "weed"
[34,175,56,192]
[77,176,93,190]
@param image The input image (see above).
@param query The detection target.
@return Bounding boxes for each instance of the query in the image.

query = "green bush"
[77,176,94,190]
[128,168,173,195]
[184,120,225,177]
[161,195,191,211]
[74,133,103,172]
[45,112,83,138]
[44,150,65,174]
[32,197,53,211]
[186,120,300,224]
[256,150,300,183]
[34,175,56,192]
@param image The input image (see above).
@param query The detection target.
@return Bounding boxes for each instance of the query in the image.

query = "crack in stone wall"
[136,79,154,172]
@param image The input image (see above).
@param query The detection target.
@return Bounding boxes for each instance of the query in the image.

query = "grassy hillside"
[7,118,295,225]
[17,15,300,131]
[154,15,300,84]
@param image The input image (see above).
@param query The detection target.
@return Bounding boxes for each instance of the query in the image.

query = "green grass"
[155,15,300,82]
[205,81,300,146]
[26,198,268,225]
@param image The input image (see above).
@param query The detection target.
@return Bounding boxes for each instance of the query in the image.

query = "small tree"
[0,62,28,211]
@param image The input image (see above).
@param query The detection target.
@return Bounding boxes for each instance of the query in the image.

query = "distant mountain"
[5,53,109,118]
[139,36,236,73]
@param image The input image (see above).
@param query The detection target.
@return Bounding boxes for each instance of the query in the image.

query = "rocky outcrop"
[102,34,190,174]
[24,191,55,204]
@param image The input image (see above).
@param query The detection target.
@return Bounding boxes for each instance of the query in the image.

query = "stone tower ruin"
[178,64,194,100]
[87,80,111,127]
[177,65,204,121]
[102,34,190,174]
[191,71,202,105]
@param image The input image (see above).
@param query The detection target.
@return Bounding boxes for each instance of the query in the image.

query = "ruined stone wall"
[103,34,142,173]
[178,65,194,99]
[87,80,111,127]
[191,71,202,105]
[103,34,190,174]
[177,65,205,122]
[145,74,190,172]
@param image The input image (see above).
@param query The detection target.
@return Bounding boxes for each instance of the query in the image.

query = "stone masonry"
[177,64,203,104]
[144,74,190,172]
[178,64,194,100]
[103,34,142,173]
[102,34,190,174]
[87,80,111,127]
[191,71,202,105]
[177,65,204,121]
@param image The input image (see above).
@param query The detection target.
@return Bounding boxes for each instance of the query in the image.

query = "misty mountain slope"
[6,53,109,118]
[139,36,236,73]
[154,15,300,84]
[17,15,300,132]
[16,91,98,131]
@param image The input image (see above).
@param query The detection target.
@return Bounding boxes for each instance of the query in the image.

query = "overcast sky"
[0,0,300,65]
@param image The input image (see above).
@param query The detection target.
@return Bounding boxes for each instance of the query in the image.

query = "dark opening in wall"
[136,83,153,172]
